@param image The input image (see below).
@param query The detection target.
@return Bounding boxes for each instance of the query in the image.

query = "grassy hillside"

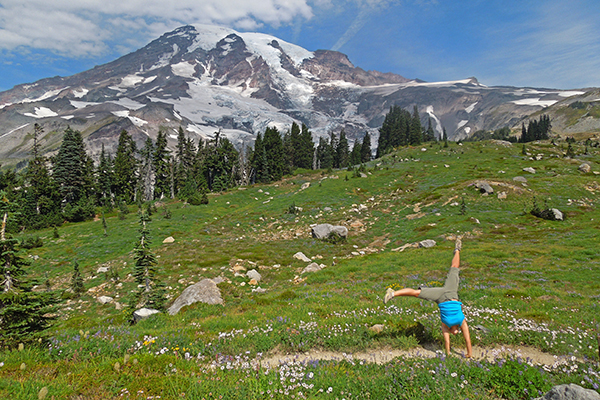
[1,139,600,399]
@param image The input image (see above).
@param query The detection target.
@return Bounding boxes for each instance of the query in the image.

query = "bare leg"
[451,247,460,269]
[392,288,421,297]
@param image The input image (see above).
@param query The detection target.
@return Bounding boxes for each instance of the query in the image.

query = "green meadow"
[1,139,599,399]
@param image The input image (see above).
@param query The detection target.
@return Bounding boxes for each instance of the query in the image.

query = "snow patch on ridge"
[511,98,557,107]
[24,107,58,118]
[465,102,477,113]
[457,120,468,129]
[172,61,196,78]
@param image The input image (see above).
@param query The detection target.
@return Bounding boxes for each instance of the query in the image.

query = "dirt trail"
[260,345,574,368]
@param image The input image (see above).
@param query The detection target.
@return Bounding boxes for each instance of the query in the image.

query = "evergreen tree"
[203,133,239,191]
[0,193,58,346]
[22,124,61,229]
[360,132,372,163]
[53,127,92,205]
[350,139,362,166]
[96,144,114,209]
[113,130,138,203]
[408,105,423,145]
[139,138,155,202]
[443,127,449,148]
[287,122,302,171]
[316,136,333,170]
[297,124,315,170]
[424,117,436,142]
[130,212,166,311]
[377,105,413,157]
[70,261,85,297]
[336,130,350,168]
[153,130,171,200]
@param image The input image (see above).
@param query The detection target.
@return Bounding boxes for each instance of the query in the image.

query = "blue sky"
[1,0,599,92]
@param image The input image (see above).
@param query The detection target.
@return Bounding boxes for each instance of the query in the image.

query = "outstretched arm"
[461,319,472,358]
[441,323,452,355]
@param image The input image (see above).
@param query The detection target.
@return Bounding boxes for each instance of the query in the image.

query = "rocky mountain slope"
[0,24,595,166]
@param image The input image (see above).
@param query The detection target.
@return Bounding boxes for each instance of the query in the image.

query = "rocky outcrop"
[311,224,348,240]
[167,278,223,315]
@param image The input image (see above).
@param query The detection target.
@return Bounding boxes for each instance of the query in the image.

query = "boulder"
[474,181,494,194]
[301,182,310,190]
[133,308,160,322]
[97,296,113,304]
[163,236,175,244]
[497,191,507,200]
[551,208,564,221]
[523,167,536,174]
[167,278,223,315]
[418,239,436,248]
[293,252,312,262]
[579,163,591,173]
[97,266,109,274]
[533,384,600,400]
[513,176,528,183]
[246,269,262,282]
[302,262,323,274]
[311,224,348,240]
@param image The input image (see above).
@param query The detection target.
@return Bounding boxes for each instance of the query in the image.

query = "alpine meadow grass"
[1,139,599,399]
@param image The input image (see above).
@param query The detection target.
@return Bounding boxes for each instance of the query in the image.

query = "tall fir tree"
[360,132,372,163]
[53,127,95,221]
[350,139,362,166]
[96,144,114,209]
[297,124,315,169]
[336,129,350,169]
[130,212,166,311]
[23,123,61,229]
[0,193,58,346]
[113,130,138,203]
[53,127,92,205]
[153,130,171,199]
[139,138,155,202]
[408,105,423,145]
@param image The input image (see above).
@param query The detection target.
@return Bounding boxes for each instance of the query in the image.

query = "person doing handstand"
[384,238,472,358]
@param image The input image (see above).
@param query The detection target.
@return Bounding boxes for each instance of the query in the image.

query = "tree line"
[0,121,382,232]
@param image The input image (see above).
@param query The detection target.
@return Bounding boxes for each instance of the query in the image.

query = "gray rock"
[323,207,332,212]
[523,167,536,174]
[293,252,312,262]
[133,308,160,322]
[551,208,564,221]
[301,182,310,190]
[163,236,175,243]
[513,176,528,183]
[418,239,436,248]
[311,224,348,240]
[246,269,262,282]
[497,191,507,199]
[167,278,223,315]
[579,163,591,173]
[97,266,110,274]
[97,296,113,304]
[302,262,323,274]
[533,384,600,400]
[474,181,494,194]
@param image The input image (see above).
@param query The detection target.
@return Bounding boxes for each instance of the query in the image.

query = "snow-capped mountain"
[0,24,594,165]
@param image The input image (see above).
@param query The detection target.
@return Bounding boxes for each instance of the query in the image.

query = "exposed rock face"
[167,278,223,315]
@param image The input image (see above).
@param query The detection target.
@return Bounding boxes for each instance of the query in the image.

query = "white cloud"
[0,0,314,57]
